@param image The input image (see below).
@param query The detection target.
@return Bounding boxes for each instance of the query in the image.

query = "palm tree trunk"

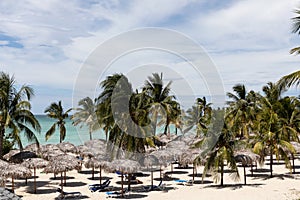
[292,154,295,174]
[0,126,4,159]
[220,163,224,186]
[152,111,158,136]
[89,129,92,140]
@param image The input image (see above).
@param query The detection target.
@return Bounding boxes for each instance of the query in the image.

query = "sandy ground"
[9,156,300,200]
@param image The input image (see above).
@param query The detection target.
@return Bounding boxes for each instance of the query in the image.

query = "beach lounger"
[143,180,166,191]
[56,188,82,199]
[88,179,111,192]
[106,188,129,198]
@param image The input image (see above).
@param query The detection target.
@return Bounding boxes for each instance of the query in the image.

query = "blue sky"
[0,0,299,114]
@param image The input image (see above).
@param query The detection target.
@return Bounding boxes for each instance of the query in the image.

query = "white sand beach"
[11,156,300,200]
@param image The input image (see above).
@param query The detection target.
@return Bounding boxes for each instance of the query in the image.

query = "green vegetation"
[0,72,41,158]
[44,100,72,143]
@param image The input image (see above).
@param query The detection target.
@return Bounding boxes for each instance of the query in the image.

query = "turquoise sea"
[18,115,176,147]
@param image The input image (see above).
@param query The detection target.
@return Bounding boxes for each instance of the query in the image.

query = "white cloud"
[0,0,299,112]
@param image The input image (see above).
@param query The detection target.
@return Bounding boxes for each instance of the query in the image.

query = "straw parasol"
[234,150,259,185]
[24,143,40,154]
[43,154,81,197]
[109,159,141,197]
[150,149,172,181]
[22,158,49,193]
[1,164,32,192]
[139,154,160,190]
[179,149,201,182]
[57,142,78,153]
[290,142,300,173]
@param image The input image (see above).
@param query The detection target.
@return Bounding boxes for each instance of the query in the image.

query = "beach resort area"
[1,1,300,200]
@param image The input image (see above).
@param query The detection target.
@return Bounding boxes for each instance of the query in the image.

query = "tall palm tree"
[72,97,100,140]
[0,72,41,158]
[143,73,177,136]
[96,73,124,141]
[44,101,72,143]
[253,96,295,177]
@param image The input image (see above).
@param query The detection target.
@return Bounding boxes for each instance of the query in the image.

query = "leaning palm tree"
[0,72,41,158]
[44,101,72,143]
[72,97,100,140]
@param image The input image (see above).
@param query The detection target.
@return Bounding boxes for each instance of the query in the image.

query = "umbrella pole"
[99,166,102,185]
[151,171,153,190]
[160,166,162,181]
[25,177,27,185]
[34,167,37,194]
[128,173,131,191]
[192,164,195,182]
[251,163,253,176]
[11,176,14,193]
[121,172,124,197]
[60,172,63,198]
[243,165,246,185]
[92,166,94,180]
[64,171,66,186]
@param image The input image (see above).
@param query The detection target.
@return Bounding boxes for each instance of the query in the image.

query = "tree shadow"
[64,181,87,187]
[204,183,264,190]
[165,171,188,175]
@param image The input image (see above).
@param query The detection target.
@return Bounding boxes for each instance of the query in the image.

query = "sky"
[0,0,300,114]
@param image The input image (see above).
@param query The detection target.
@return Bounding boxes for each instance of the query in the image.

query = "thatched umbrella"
[85,157,100,180]
[139,154,159,190]
[109,159,140,197]
[22,158,49,193]
[1,164,32,192]
[179,149,201,182]
[57,142,78,154]
[43,154,81,197]
[150,149,172,181]
[290,142,300,173]
[24,143,40,154]
[234,150,259,185]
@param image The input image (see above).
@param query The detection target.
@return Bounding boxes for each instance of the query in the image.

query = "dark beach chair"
[88,179,111,192]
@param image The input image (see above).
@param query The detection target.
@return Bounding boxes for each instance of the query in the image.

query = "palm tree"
[72,97,100,140]
[96,73,124,141]
[226,84,257,139]
[0,72,41,158]
[277,9,300,89]
[253,83,295,177]
[143,73,177,136]
[184,97,212,137]
[277,70,300,90]
[44,101,72,143]
[199,122,239,186]
[253,96,295,177]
